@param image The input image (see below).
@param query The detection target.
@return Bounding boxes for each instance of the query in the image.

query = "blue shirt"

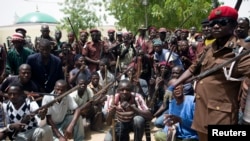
[154,49,183,69]
[163,95,198,140]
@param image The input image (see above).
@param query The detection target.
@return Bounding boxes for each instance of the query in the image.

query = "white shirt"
[69,88,94,107]
[42,92,78,124]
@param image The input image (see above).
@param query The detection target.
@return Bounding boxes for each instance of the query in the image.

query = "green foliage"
[57,0,102,37]
[107,0,213,32]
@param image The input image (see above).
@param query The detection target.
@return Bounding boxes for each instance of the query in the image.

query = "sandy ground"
[81,118,160,141]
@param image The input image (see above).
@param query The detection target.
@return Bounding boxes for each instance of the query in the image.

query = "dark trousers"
[104,116,145,141]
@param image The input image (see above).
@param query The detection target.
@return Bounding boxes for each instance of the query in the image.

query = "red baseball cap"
[108,29,115,33]
[89,28,99,33]
[208,6,238,21]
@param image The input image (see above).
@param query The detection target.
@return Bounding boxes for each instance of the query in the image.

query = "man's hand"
[64,125,74,139]
[38,108,47,120]
[59,136,68,141]
[79,65,86,72]
[9,123,26,131]
[163,86,175,104]
[164,114,181,126]
[149,78,156,86]
[120,101,131,111]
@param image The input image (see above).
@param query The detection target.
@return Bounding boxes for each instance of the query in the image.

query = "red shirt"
[82,41,104,73]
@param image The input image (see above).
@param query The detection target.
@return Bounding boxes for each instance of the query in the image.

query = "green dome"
[16,11,59,24]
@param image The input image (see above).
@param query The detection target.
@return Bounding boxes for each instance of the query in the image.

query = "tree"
[107,0,213,32]
[58,0,104,36]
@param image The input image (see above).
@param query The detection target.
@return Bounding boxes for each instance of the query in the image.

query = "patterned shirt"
[3,98,46,132]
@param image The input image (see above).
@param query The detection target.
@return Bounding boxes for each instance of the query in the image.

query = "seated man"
[3,82,53,141]
[0,64,39,102]
[154,65,194,128]
[0,102,7,139]
[154,78,198,141]
[104,79,153,141]
[87,72,106,132]
[68,54,91,88]
[42,79,84,141]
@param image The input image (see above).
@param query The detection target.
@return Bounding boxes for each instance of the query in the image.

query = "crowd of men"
[0,5,249,141]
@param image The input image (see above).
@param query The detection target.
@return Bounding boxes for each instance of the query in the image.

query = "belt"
[67,110,75,115]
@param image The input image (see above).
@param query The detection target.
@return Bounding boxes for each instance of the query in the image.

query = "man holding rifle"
[42,79,84,141]
[82,28,104,73]
[104,79,152,141]
[3,82,53,140]
[165,6,250,141]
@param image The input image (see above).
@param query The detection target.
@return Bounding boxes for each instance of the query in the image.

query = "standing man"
[54,30,63,55]
[6,33,34,75]
[77,30,89,55]
[107,29,117,46]
[167,6,250,141]
[136,25,148,53]
[15,28,34,51]
[235,17,250,124]
[82,28,104,73]
[158,27,169,49]
[107,29,120,60]
[187,26,197,43]
[35,24,56,53]
[26,38,64,93]
[235,17,249,44]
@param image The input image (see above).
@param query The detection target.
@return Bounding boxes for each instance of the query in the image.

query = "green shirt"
[6,47,34,75]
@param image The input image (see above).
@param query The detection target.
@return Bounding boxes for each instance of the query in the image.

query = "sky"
[0,0,249,27]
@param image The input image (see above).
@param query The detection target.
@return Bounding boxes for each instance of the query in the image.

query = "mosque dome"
[16,11,59,24]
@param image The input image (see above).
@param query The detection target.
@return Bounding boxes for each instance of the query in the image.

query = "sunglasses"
[209,19,232,27]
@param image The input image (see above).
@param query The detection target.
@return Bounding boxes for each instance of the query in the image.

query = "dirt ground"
[81,118,159,141]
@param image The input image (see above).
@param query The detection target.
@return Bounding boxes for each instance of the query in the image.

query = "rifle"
[112,56,120,141]
[78,65,133,114]
[178,14,192,29]
[67,17,82,54]
[234,0,242,11]
[187,47,250,83]
[11,85,79,139]
[24,91,58,97]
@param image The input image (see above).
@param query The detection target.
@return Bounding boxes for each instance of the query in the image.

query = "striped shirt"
[104,92,148,113]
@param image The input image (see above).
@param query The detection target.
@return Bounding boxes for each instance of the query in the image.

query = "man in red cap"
[82,28,104,73]
[165,6,250,141]
[136,25,148,53]
[107,29,116,45]
[105,29,121,60]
